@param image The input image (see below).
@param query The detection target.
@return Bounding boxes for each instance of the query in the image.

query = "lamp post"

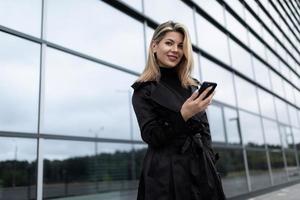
[89,126,104,192]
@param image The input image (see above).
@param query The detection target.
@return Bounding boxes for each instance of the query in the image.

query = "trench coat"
[131,79,226,200]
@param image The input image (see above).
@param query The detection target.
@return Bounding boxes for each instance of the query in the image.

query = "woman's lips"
[167,55,178,61]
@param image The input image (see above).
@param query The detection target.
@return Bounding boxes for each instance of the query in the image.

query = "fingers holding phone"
[180,82,217,121]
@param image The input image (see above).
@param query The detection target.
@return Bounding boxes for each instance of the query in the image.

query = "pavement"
[247,182,300,200]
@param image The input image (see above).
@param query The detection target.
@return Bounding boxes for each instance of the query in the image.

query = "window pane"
[257,89,276,119]
[285,150,300,181]
[270,71,285,98]
[215,148,248,198]
[294,128,300,150]
[253,57,272,90]
[248,33,265,60]
[119,0,142,12]
[196,14,230,65]
[246,150,271,191]
[192,52,200,79]
[262,119,281,149]
[194,0,225,27]
[46,0,145,73]
[229,39,254,79]
[279,125,294,150]
[0,137,37,200]
[225,11,248,45]
[224,107,241,145]
[207,105,225,143]
[0,32,40,133]
[288,105,299,128]
[144,0,196,44]
[284,81,295,104]
[0,0,41,37]
[239,111,264,147]
[145,26,154,53]
[244,4,261,33]
[266,49,280,72]
[262,27,275,51]
[43,140,139,199]
[200,56,236,106]
[224,0,244,19]
[274,98,289,124]
[235,77,259,113]
[296,90,300,108]
[42,48,138,140]
[269,151,287,185]
[285,150,297,168]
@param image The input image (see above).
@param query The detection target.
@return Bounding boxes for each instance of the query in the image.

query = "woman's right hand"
[180,86,215,121]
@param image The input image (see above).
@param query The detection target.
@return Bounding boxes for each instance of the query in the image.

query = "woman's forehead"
[162,31,183,43]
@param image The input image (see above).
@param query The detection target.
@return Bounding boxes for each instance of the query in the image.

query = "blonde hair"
[136,21,198,88]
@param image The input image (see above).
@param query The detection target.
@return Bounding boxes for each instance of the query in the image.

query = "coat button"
[164,121,169,126]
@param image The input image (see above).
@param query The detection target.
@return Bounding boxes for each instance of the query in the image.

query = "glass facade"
[0,0,299,199]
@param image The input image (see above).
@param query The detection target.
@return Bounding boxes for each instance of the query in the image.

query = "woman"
[131,21,226,200]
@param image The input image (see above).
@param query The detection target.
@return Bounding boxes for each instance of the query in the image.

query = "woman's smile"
[152,31,184,68]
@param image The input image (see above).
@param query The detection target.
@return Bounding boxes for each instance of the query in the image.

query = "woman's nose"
[171,45,178,52]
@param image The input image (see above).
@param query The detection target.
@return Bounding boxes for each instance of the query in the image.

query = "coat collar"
[132,81,199,113]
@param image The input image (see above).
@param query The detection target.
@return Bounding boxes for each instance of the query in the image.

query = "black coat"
[131,80,226,200]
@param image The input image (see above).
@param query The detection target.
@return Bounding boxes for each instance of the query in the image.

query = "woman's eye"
[178,45,183,49]
[165,42,172,46]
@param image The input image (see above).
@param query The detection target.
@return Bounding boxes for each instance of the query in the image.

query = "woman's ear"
[151,40,157,52]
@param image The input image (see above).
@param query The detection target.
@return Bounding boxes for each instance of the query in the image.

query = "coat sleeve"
[132,87,189,148]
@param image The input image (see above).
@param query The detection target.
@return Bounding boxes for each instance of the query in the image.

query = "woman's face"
[152,31,184,68]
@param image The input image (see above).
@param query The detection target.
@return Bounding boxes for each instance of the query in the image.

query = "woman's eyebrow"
[165,38,183,44]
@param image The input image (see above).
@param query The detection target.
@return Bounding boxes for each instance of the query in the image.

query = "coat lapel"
[150,82,183,112]
[132,81,204,119]
[150,82,199,113]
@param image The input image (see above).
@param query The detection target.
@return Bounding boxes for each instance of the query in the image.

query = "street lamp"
[89,126,104,192]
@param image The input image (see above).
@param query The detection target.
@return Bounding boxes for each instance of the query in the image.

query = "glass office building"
[0,0,300,199]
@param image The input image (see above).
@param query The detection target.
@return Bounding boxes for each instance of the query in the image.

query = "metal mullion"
[38,133,144,144]
[0,24,42,44]
[278,0,300,35]
[106,0,300,111]
[220,106,228,144]
[212,143,244,150]
[36,0,46,198]
[218,0,300,91]
[287,0,300,22]
[254,71,274,185]
[284,0,300,28]
[280,0,300,35]
[141,0,147,64]
[253,0,300,64]
[0,131,38,139]
[101,0,157,29]
[224,4,251,188]
[243,0,300,67]
[268,0,300,49]
[242,0,300,77]
[191,7,202,81]
[199,41,300,112]
[272,0,300,40]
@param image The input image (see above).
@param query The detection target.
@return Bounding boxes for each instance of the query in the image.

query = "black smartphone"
[195,81,217,100]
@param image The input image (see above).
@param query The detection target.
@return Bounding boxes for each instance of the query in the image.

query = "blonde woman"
[131,21,226,200]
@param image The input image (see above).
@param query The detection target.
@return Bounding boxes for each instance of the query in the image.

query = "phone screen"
[195,81,217,99]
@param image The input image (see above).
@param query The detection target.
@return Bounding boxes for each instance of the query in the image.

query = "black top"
[159,66,190,100]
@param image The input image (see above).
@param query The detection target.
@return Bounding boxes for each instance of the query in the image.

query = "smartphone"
[195,81,217,100]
